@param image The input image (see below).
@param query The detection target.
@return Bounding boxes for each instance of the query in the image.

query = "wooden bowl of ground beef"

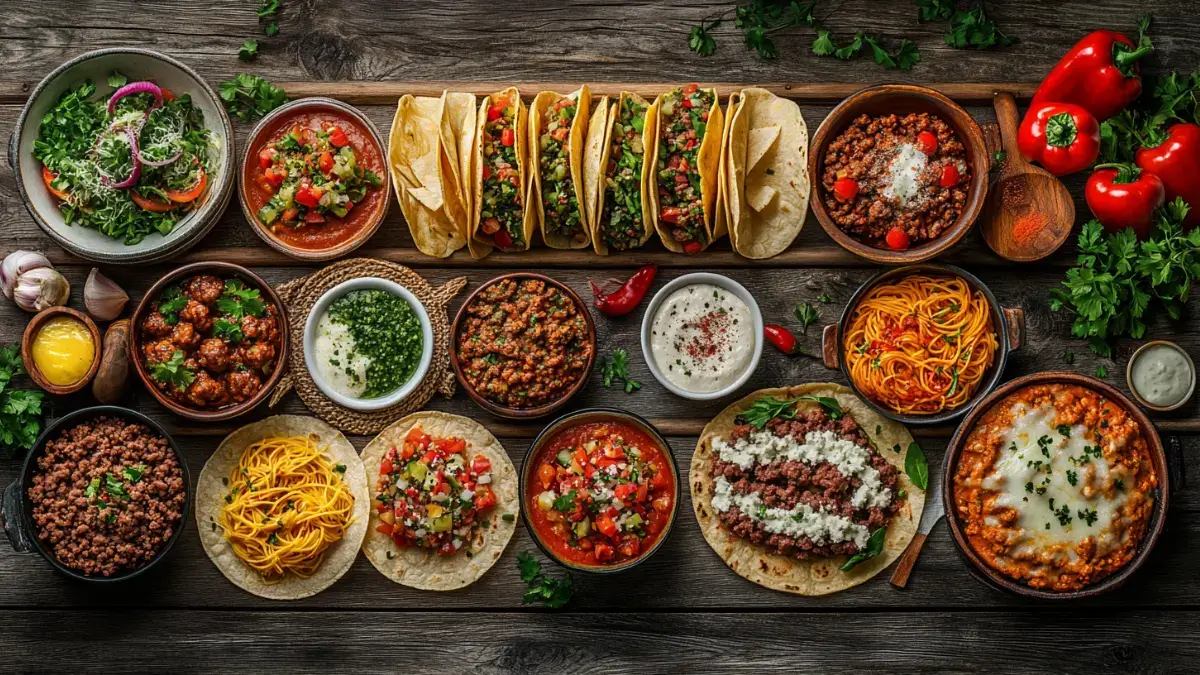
[1,406,190,581]
[808,84,992,264]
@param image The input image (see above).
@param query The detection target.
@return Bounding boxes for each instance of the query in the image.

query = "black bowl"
[1,406,191,582]
[520,408,679,574]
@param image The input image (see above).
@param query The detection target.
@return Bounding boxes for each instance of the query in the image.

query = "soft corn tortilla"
[529,86,592,249]
[471,87,531,256]
[389,94,468,258]
[590,92,657,256]
[725,87,810,259]
[690,384,924,596]
[196,415,370,600]
[713,91,743,243]
[581,94,610,240]
[649,86,725,253]
[360,412,519,591]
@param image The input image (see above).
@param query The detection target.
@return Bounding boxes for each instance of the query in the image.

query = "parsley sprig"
[217,279,266,320]
[0,345,45,457]
[517,551,574,609]
[149,350,196,392]
[218,74,288,122]
[597,349,642,394]
[738,394,843,429]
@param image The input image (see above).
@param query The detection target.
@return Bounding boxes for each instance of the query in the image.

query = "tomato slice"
[130,190,176,212]
[41,166,69,200]
[165,168,207,203]
[885,227,911,251]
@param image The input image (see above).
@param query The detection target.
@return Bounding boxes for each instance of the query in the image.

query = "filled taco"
[725,88,809,259]
[196,416,370,600]
[649,83,724,254]
[529,86,592,249]
[360,411,519,590]
[471,87,531,255]
[691,384,924,595]
[589,92,657,255]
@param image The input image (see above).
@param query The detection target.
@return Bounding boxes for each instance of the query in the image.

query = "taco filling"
[538,96,583,239]
[373,424,499,556]
[710,401,899,560]
[478,95,523,250]
[657,84,713,252]
[600,96,648,251]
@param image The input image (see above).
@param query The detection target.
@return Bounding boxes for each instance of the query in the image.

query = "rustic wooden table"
[2,1,1199,672]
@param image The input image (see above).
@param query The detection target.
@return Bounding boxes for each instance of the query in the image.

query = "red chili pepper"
[763,324,798,355]
[1136,123,1200,228]
[1085,164,1165,239]
[588,264,657,317]
[1028,23,1152,122]
[1017,102,1100,177]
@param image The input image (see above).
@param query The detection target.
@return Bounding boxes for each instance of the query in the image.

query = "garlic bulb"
[84,268,129,321]
[1,250,52,300]
[13,267,70,312]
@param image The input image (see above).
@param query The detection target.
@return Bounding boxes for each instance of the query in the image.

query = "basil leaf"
[905,442,929,491]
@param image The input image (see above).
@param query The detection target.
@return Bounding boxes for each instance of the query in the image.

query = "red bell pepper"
[1028,22,1152,122]
[1135,123,1200,228]
[1017,103,1100,177]
[1084,164,1165,239]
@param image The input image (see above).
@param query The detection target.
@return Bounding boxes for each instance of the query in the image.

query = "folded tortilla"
[471,87,532,256]
[648,85,725,253]
[588,92,659,256]
[528,86,592,249]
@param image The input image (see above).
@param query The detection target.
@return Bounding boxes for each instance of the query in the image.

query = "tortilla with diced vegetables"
[471,87,531,256]
[648,85,725,253]
[529,86,592,249]
[589,92,659,255]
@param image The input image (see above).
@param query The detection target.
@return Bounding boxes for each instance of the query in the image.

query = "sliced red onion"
[137,147,182,167]
[107,81,163,116]
[100,126,142,189]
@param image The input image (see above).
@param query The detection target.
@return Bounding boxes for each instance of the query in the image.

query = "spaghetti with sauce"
[844,274,997,415]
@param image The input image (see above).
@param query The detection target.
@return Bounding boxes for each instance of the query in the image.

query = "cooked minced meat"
[27,417,186,577]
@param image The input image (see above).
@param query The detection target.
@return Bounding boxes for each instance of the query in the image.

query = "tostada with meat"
[691,383,925,595]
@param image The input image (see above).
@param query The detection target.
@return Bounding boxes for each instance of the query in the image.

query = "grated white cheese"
[882,142,927,206]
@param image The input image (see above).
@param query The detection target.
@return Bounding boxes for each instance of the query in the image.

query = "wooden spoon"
[981,92,1075,262]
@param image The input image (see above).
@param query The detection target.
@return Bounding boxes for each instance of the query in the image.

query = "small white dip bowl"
[640,272,763,401]
[303,277,433,412]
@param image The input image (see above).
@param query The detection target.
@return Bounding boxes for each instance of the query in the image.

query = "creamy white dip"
[883,142,927,207]
[1131,343,1193,407]
[649,283,754,394]
[313,312,371,398]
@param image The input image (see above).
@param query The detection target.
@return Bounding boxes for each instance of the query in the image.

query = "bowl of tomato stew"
[239,97,390,261]
[521,409,679,573]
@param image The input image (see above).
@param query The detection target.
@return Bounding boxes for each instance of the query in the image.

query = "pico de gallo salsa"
[656,84,714,254]
[243,107,386,253]
[526,421,677,567]
[373,425,499,556]
[478,93,525,250]
[537,94,583,239]
[599,95,649,251]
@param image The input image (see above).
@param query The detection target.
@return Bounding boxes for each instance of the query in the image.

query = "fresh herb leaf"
[238,40,259,62]
[149,350,196,392]
[904,442,929,490]
[833,31,864,60]
[689,18,720,56]
[914,0,956,22]
[104,473,131,501]
[739,396,799,429]
[333,464,346,474]
[1063,349,1074,365]
[0,345,45,457]
[864,35,921,70]
[596,349,641,394]
[1096,364,1108,378]
[817,293,832,304]
[216,279,265,320]
[944,4,1016,50]
[218,73,288,122]
[994,150,1007,162]
[122,465,146,483]
[811,29,836,56]
[517,551,574,608]
[552,490,578,512]
[213,318,244,343]
[796,395,843,420]
[265,23,280,37]
[107,72,128,88]
[794,303,820,334]
[257,0,280,19]
[157,285,188,324]
[840,526,886,571]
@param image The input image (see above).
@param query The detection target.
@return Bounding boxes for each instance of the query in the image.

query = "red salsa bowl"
[521,408,680,573]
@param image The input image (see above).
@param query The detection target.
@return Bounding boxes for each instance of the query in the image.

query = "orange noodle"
[843,274,997,415]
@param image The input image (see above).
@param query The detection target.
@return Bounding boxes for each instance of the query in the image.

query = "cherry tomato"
[258,147,277,169]
[939,164,961,188]
[833,177,859,203]
[327,125,349,147]
[500,128,515,147]
[885,227,911,251]
[916,131,938,155]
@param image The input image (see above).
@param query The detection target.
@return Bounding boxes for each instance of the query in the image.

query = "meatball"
[141,312,173,338]
[196,338,231,373]
[226,369,262,403]
[143,339,177,365]
[185,370,228,408]
[178,300,213,332]
[186,275,225,305]
[241,314,279,344]
[243,342,276,369]
[171,322,202,350]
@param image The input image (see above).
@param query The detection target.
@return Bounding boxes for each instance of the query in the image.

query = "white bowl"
[640,272,763,401]
[10,48,234,265]
[303,277,434,412]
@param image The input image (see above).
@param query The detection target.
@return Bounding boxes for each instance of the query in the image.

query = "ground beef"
[27,417,186,578]
[715,408,900,560]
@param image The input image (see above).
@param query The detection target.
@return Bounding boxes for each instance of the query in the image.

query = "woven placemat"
[268,257,467,435]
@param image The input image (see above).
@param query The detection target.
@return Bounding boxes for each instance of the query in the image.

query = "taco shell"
[528,86,592,249]
[471,87,531,256]
[725,87,809,260]
[649,86,725,253]
[690,384,924,596]
[590,92,657,256]
[389,94,469,258]
[196,416,370,600]
[581,94,610,242]
[360,412,519,591]
[713,91,743,243]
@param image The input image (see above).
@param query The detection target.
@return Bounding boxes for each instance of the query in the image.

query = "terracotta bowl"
[942,372,1170,600]
[808,84,991,264]
[129,261,289,422]
[238,97,390,262]
[450,273,595,419]
[21,306,102,395]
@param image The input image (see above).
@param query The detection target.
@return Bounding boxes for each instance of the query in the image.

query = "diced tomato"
[682,83,698,95]
[282,207,300,222]
[939,164,960,188]
[487,104,504,122]
[130,190,175,212]
[538,463,556,489]
[380,457,395,475]
[474,485,497,510]
[618,538,639,559]
[594,543,615,562]
[596,515,619,538]
[392,532,408,548]
[652,494,671,513]
[833,177,859,203]
[375,523,394,535]
[302,128,318,147]
[886,227,911,251]
[682,97,693,109]
[319,150,335,175]
[160,88,176,102]
[327,125,349,147]
[421,450,438,464]
[41,166,69,200]
[258,147,277,169]
[613,483,639,501]
[294,185,322,208]
[482,164,492,180]
[683,241,703,255]
[304,210,325,224]
[262,167,285,189]
[438,541,457,556]
[471,456,492,475]
[660,207,682,224]
[405,428,430,446]
[493,228,513,250]
[916,131,938,155]
[437,438,467,455]
[501,128,515,147]
[650,471,668,489]
[636,482,649,503]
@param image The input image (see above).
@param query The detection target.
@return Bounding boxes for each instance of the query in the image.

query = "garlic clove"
[1,250,52,300]
[84,267,129,321]
[13,267,70,312]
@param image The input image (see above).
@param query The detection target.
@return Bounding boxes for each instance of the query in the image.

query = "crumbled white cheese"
[882,143,927,206]
[711,477,870,549]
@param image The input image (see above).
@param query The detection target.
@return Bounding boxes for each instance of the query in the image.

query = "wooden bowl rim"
[128,261,290,422]
[1124,339,1196,412]
[807,83,989,265]
[940,371,1170,600]
[21,306,102,395]
[449,272,596,420]
[236,96,391,262]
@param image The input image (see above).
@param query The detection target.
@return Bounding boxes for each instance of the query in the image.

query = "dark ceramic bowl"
[942,372,1169,600]
[821,263,1024,425]
[0,406,191,582]
[450,272,595,419]
[520,408,680,574]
